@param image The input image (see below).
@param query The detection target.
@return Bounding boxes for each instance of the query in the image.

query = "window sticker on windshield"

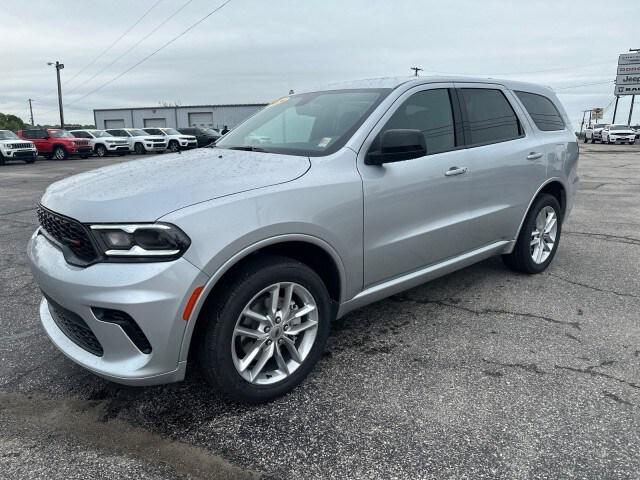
[317,137,332,148]
[268,97,289,108]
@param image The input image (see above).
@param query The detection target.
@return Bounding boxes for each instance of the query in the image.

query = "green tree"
[0,113,26,131]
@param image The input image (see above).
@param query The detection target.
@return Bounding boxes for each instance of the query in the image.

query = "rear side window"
[459,88,522,146]
[515,91,565,131]
[380,88,457,155]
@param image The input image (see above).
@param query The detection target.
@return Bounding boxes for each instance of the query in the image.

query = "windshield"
[611,125,630,131]
[93,130,113,137]
[129,129,148,136]
[162,128,181,135]
[206,128,220,135]
[216,89,391,156]
[0,130,19,140]
[50,130,74,138]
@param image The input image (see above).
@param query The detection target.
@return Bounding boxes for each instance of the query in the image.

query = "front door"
[358,84,475,287]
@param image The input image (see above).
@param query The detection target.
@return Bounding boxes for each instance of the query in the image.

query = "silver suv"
[28,77,578,403]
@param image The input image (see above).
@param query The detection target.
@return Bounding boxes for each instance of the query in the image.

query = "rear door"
[453,83,546,248]
[359,83,474,287]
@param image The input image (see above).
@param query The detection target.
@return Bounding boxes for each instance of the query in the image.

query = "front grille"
[37,205,99,264]
[13,151,36,159]
[45,294,104,356]
[74,140,90,146]
[11,142,32,149]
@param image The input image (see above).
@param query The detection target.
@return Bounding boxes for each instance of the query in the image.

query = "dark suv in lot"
[17,128,92,160]
[178,127,221,147]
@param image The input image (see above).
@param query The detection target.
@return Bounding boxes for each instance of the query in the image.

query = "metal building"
[93,104,267,130]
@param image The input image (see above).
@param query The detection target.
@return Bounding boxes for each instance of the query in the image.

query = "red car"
[17,128,92,160]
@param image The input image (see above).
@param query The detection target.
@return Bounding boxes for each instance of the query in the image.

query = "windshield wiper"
[226,146,267,152]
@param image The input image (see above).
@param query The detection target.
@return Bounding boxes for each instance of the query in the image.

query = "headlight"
[5,144,14,149]
[89,223,190,260]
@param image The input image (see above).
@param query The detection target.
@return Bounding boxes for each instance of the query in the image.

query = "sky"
[3,0,639,129]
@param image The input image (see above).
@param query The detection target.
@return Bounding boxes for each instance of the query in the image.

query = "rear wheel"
[134,143,145,155]
[53,146,67,160]
[198,255,332,404]
[503,193,562,274]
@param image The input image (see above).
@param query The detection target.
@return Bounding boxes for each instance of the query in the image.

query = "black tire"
[198,254,332,404]
[168,140,180,152]
[0,153,5,165]
[52,146,67,160]
[502,193,562,274]
[95,144,107,157]
[583,136,588,143]
[134,143,145,155]
[25,157,36,164]
[80,155,89,159]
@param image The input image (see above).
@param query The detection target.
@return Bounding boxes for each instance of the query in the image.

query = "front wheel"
[583,136,588,143]
[134,143,145,155]
[53,146,67,160]
[95,144,107,157]
[503,193,562,274]
[168,140,180,152]
[198,255,332,404]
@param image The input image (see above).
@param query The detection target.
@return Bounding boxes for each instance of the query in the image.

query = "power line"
[63,0,233,109]
[63,0,164,90]
[554,80,613,90]
[422,60,616,78]
[64,0,194,98]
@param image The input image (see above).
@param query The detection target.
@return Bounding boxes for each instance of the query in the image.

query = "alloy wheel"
[231,282,319,385]
[54,148,65,160]
[530,206,557,264]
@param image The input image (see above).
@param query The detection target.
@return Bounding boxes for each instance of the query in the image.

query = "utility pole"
[612,96,619,123]
[28,99,34,126]
[626,49,639,126]
[579,109,590,135]
[410,67,423,77]
[47,61,65,128]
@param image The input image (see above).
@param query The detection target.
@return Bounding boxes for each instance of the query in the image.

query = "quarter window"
[378,88,457,155]
[515,91,565,131]
[459,88,522,145]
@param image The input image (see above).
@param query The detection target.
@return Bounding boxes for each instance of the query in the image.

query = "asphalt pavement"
[1,144,639,479]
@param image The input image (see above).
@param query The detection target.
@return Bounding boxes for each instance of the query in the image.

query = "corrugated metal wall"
[94,104,266,130]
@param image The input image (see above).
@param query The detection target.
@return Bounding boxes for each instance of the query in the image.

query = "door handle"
[444,166,468,177]
[526,152,544,160]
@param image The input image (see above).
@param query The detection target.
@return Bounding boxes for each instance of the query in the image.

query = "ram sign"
[615,54,640,95]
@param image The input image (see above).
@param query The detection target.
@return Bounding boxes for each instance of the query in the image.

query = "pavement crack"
[483,359,546,375]
[603,391,634,406]
[547,272,639,299]
[392,295,581,330]
[554,365,640,390]
[565,230,640,246]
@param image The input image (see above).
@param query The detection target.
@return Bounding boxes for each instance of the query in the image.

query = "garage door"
[188,112,213,127]
[143,118,167,128]
[104,119,125,129]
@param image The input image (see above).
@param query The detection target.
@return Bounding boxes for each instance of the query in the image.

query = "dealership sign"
[615,53,640,95]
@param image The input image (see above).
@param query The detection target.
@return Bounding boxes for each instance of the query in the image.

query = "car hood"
[40,148,311,222]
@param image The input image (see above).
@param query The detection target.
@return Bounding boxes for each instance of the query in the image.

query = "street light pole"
[28,98,34,126]
[47,61,65,128]
[410,67,423,76]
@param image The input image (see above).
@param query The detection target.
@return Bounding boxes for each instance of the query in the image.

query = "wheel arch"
[512,178,567,244]
[180,234,346,363]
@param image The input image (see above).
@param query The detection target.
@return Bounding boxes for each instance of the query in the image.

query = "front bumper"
[2,149,37,159]
[608,136,636,143]
[180,140,198,149]
[28,230,209,385]
[145,143,167,151]
[106,144,129,152]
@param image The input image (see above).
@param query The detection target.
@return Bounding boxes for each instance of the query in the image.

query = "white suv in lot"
[601,124,637,144]
[142,128,198,152]
[105,128,167,155]
[69,129,130,157]
[0,129,37,164]
[584,123,606,143]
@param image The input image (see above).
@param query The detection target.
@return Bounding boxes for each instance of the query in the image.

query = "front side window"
[515,91,565,131]
[459,88,522,146]
[130,129,148,136]
[93,131,112,138]
[376,88,457,155]
[216,89,390,156]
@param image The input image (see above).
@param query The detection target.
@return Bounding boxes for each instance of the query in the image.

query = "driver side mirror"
[365,129,427,165]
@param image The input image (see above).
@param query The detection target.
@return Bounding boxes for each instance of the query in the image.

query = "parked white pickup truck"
[584,123,606,143]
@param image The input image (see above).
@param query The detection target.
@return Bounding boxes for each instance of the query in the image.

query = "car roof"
[299,75,557,96]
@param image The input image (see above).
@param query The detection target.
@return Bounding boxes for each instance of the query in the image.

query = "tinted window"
[144,128,163,135]
[460,88,521,145]
[379,89,456,155]
[515,91,564,131]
